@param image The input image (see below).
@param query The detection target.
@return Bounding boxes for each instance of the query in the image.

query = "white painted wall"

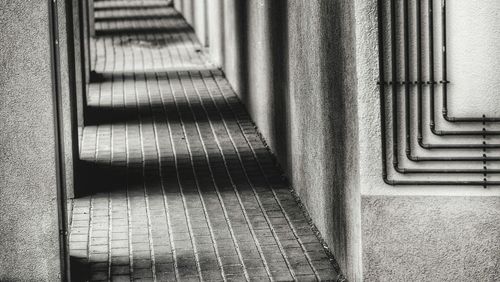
[355,0,500,196]
[447,0,500,118]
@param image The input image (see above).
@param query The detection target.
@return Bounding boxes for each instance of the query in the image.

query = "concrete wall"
[362,196,500,281]
[175,0,208,46]
[207,0,224,67]
[355,0,500,280]
[0,0,64,280]
[447,0,500,117]
[88,0,95,37]
[193,0,207,46]
[285,2,361,278]
[82,0,92,87]
[71,0,86,129]
[178,0,500,280]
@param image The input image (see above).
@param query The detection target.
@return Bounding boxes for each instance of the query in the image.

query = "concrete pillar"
[173,0,181,13]
[72,0,86,128]
[175,0,207,47]
[57,0,80,200]
[285,2,361,280]
[207,0,224,67]
[184,0,194,25]
[88,0,95,37]
[81,0,92,85]
[193,0,208,46]
[0,0,66,280]
[222,0,248,96]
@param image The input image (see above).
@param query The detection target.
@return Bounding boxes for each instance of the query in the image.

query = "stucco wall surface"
[355,0,500,196]
[447,0,500,117]
[0,1,63,280]
[287,2,361,279]
[196,0,361,278]
[362,196,500,281]
[354,0,500,280]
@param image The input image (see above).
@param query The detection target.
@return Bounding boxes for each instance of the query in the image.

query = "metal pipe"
[416,0,423,143]
[441,0,448,121]
[418,0,500,147]
[404,0,411,158]
[383,179,499,185]
[401,0,500,162]
[381,0,500,147]
[378,0,389,180]
[377,0,500,184]
[391,0,399,168]
[394,168,500,174]
[48,0,70,278]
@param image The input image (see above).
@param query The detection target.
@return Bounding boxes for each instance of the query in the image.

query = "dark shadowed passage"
[68,1,340,281]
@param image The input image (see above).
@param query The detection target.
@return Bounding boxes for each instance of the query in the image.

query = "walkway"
[69,1,340,281]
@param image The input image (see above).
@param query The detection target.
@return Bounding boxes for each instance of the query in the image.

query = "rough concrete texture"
[0,1,63,280]
[286,2,361,280]
[354,0,500,279]
[362,196,500,281]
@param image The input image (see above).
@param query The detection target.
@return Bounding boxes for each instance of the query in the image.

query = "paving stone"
[90,271,108,281]
[220,256,241,266]
[111,265,130,275]
[111,275,131,282]
[132,268,153,279]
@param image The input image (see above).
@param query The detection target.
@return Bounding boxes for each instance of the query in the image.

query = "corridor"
[69,1,340,281]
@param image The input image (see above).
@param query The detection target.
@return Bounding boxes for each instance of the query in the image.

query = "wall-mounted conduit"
[378,0,500,186]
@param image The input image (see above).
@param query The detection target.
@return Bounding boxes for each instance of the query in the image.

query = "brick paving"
[70,1,341,281]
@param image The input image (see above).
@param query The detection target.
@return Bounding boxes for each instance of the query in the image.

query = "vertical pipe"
[441,0,448,116]
[390,0,399,167]
[48,0,69,279]
[89,0,95,37]
[378,0,389,180]
[429,0,436,130]
[376,0,500,183]
[417,0,423,141]
[403,0,411,156]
